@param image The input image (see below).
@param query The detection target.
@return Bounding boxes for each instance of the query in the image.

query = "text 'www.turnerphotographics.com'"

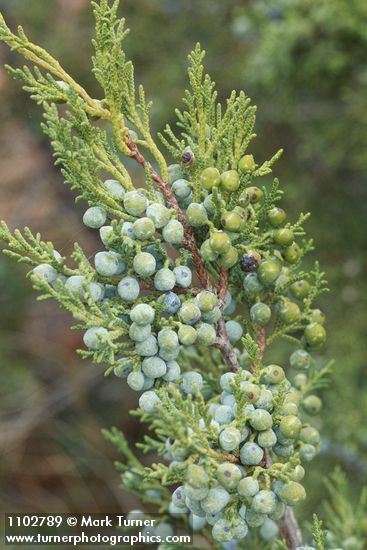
[4,514,193,546]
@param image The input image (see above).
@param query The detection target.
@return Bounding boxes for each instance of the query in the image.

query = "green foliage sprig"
[0,2,340,549]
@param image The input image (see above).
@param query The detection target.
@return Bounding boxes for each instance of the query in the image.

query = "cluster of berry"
[30,152,326,545]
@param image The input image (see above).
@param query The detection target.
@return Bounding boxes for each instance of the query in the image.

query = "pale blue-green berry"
[240,442,264,465]
[114,360,133,379]
[202,306,221,323]
[189,513,207,531]
[250,302,272,325]
[225,320,243,342]
[155,523,174,539]
[99,225,113,246]
[32,263,58,283]
[142,376,155,390]
[139,391,161,413]
[173,265,192,288]
[142,356,167,378]
[196,323,217,346]
[65,275,85,296]
[238,349,251,368]
[289,465,306,483]
[185,495,206,514]
[168,164,183,184]
[185,483,209,504]
[135,335,158,357]
[130,303,155,325]
[162,219,184,244]
[250,409,273,431]
[220,372,236,392]
[163,360,181,382]
[117,277,140,301]
[240,381,260,403]
[83,326,108,349]
[159,346,180,361]
[160,291,181,314]
[51,250,62,263]
[126,509,145,521]
[259,518,279,541]
[181,371,203,393]
[223,298,236,315]
[219,427,241,451]
[243,272,264,294]
[201,487,230,515]
[95,251,125,276]
[203,194,215,215]
[186,464,209,488]
[212,519,233,542]
[300,443,317,462]
[103,179,125,199]
[258,429,277,448]
[302,394,322,415]
[154,268,176,291]
[172,486,186,509]
[195,290,218,312]
[186,202,208,227]
[178,301,201,325]
[269,500,285,521]
[129,322,151,342]
[133,217,155,240]
[85,282,105,302]
[178,325,197,345]
[238,476,259,497]
[206,512,223,526]
[234,519,249,540]
[216,462,242,490]
[220,392,236,407]
[274,443,294,458]
[238,505,247,521]
[252,490,277,514]
[208,403,219,416]
[121,221,135,239]
[178,190,193,208]
[123,190,148,216]
[278,481,306,505]
[200,239,219,261]
[171,178,191,199]
[245,509,266,527]
[240,425,250,442]
[146,203,171,228]
[158,328,179,350]
[83,206,107,228]
[256,388,274,411]
[300,426,320,446]
[143,245,164,269]
[127,369,145,391]
[290,349,312,370]
[214,405,234,425]
[133,252,156,277]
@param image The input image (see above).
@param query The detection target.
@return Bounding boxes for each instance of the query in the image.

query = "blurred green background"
[0,0,366,539]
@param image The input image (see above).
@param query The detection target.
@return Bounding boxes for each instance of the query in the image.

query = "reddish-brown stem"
[258,325,266,363]
[213,269,240,371]
[281,508,303,549]
[127,139,212,290]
